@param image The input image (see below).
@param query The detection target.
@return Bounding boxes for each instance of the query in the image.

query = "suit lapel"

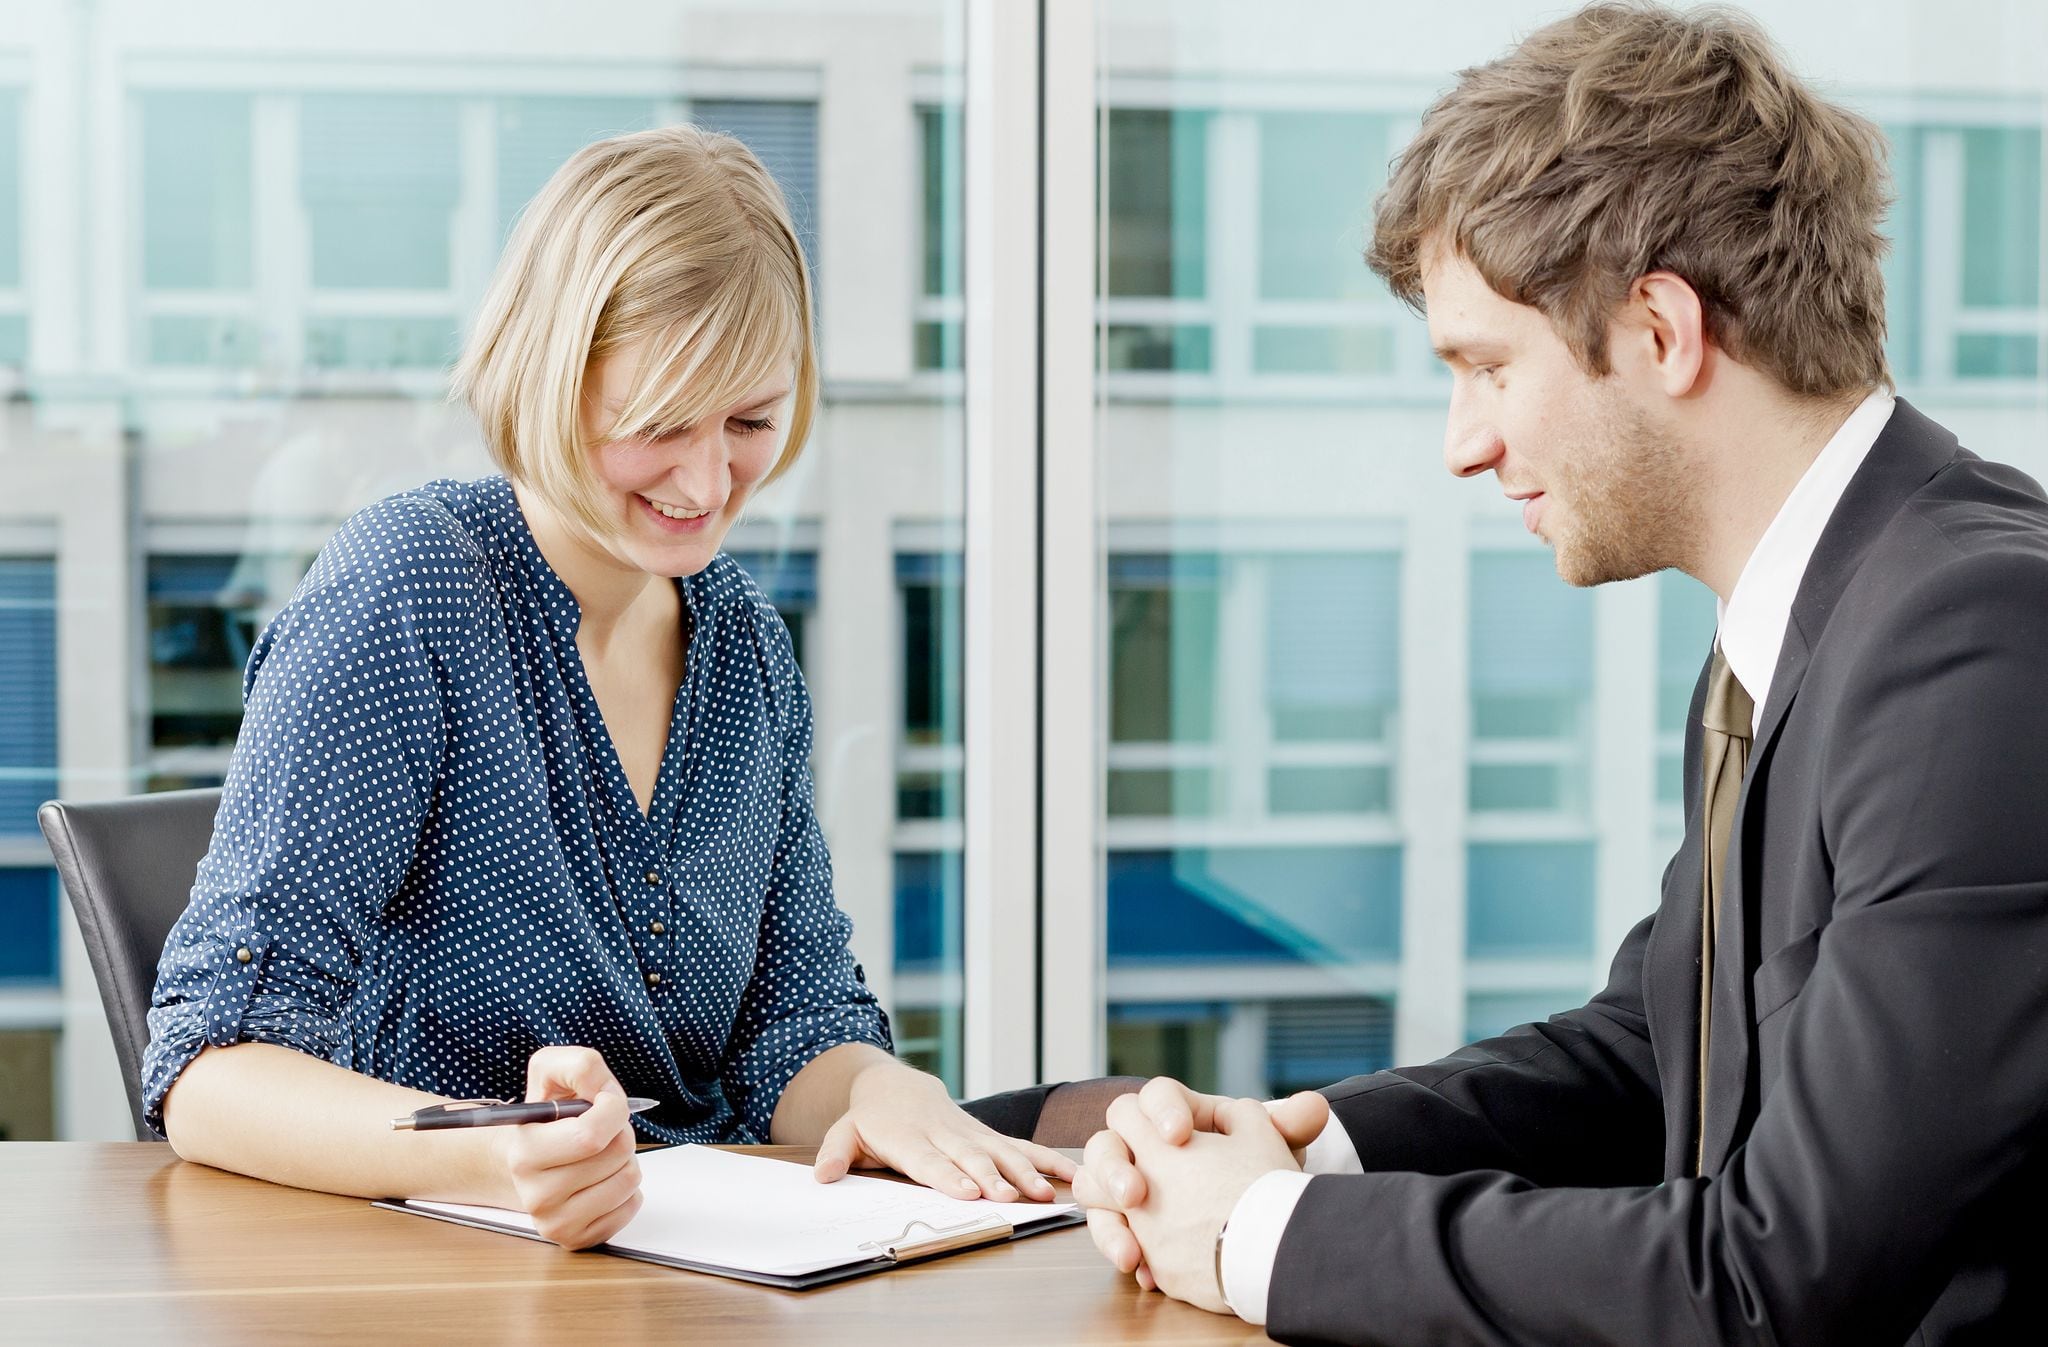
[1696,397,1960,1173]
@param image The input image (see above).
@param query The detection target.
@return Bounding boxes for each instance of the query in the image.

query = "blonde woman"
[143,126,1072,1249]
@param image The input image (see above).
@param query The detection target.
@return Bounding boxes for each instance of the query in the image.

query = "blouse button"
[235,947,253,964]
[644,870,661,887]
[649,921,666,936]
[645,971,663,988]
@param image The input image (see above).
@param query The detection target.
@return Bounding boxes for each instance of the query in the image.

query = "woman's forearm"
[161,1041,515,1206]
[770,1041,909,1144]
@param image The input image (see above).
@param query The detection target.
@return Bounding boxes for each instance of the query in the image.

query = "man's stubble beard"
[1548,391,1703,589]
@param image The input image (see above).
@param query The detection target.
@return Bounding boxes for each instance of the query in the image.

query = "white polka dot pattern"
[140,475,890,1143]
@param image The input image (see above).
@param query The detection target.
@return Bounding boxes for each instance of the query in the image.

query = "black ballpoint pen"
[391,1097,660,1131]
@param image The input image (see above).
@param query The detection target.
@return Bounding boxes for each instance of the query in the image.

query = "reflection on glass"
[0,1,971,1135]
[1089,0,2048,1091]
[1469,552,1593,815]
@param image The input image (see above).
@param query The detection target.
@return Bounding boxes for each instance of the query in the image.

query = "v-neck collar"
[488,476,708,834]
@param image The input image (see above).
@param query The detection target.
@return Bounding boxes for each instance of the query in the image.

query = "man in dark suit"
[1072,4,2048,1342]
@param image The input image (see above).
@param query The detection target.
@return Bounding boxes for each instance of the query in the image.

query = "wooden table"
[0,1144,1274,1345]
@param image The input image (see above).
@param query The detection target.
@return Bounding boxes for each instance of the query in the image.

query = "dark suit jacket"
[1270,400,2048,1345]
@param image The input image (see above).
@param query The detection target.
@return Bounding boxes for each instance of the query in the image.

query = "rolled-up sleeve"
[718,608,891,1141]
[140,503,466,1137]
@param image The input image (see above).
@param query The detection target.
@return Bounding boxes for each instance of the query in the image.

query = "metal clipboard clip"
[857,1215,1016,1263]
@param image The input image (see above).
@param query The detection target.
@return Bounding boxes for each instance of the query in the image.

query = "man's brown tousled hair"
[1368,2,1893,398]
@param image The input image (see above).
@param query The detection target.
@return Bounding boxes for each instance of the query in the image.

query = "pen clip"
[857,1215,1013,1262]
[406,1098,508,1122]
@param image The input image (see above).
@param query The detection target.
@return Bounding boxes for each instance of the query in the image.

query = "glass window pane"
[1960,127,2042,309]
[919,106,963,298]
[140,92,252,290]
[1879,124,1924,382]
[1108,846,1402,964]
[1105,109,1207,299]
[1257,111,1386,302]
[1266,552,1399,742]
[0,89,22,289]
[9,0,979,1141]
[0,1028,57,1140]
[1110,553,1221,744]
[0,869,58,984]
[496,97,655,239]
[300,94,460,290]
[1467,843,1595,959]
[0,558,57,836]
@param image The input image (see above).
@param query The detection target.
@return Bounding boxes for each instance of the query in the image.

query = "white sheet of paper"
[407,1144,1078,1278]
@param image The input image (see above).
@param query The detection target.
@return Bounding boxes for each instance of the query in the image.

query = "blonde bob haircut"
[455,124,819,538]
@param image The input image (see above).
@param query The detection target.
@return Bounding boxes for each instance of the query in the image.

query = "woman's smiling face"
[577,337,794,577]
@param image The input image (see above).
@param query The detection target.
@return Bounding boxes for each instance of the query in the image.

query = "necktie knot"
[1703,648,1754,741]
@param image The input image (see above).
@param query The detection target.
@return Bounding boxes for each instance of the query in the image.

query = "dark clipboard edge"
[370,1199,1087,1291]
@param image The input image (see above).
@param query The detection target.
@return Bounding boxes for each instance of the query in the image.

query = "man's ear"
[1620,271,1708,398]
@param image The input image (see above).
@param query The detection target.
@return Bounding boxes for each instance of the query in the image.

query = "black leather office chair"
[37,788,222,1141]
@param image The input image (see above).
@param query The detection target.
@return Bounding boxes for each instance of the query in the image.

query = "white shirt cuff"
[1300,1113,1363,1174]
[1260,1099,1362,1175]
[1220,1169,1315,1326]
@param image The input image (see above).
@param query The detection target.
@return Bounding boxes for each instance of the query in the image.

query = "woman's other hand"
[813,1060,1077,1202]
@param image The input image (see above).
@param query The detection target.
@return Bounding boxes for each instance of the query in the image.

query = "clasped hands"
[1071,1078,1328,1315]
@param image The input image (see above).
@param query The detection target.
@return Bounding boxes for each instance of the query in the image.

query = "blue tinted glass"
[0,869,58,984]
[0,89,20,288]
[0,558,57,837]
[1657,571,1718,729]
[1266,552,1400,736]
[141,92,252,289]
[1108,846,1402,964]
[1257,111,1386,302]
[300,95,460,289]
[1466,842,1596,958]
[893,849,963,970]
[496,97,655,239]
[1470,552,1594,699]
[1961,127,2042,309]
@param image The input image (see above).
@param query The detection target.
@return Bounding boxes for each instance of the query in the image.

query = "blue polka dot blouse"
[141,475,891,1143]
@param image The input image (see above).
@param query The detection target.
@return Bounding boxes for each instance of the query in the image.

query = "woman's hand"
[813,1059,1077,1202]
[500,1045,644,1249]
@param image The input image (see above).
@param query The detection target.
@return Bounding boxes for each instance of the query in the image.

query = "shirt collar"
[1716,389,1895,731]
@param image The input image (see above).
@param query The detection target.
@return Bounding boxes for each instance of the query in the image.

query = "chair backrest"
[37,788,223,1141]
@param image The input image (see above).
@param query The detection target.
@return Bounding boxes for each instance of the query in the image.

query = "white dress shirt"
[1218,389,1898,1326]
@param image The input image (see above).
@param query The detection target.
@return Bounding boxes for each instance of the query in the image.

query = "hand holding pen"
[419,1046,653,1251]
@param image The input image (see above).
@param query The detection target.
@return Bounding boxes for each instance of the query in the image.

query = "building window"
[0,557,57,834]
[1465,841,1595,961]
[1108,552,1222,816]
[495,97,658,240]
[1469,551,1594,815]
[1264,552,1400,815]
[914,105,963,372]
[137,91,820,378]
[0,88,28,367]
[1886,121,2046,385]
[896,550,963,819]
[1103,108,1212,373]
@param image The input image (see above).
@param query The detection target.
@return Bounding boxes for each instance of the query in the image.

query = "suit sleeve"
[1316,905,1666,1189]
[1268,544,2048,1346]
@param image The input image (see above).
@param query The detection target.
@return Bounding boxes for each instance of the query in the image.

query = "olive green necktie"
[1696,646,1753,1175]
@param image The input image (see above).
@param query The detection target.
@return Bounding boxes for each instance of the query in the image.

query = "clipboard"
[373,1144,1085,1290]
